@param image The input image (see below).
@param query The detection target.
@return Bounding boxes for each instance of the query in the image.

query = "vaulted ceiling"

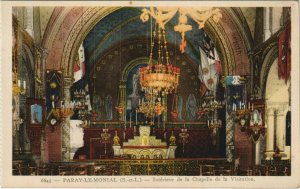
[41,7,254,79]
[82,7,209,75]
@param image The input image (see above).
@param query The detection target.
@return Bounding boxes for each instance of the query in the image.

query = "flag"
[73,43,85,83]
[198,47,219,91]
[278,22,291,83]
[226,76,246,86]
[214,48,222,74]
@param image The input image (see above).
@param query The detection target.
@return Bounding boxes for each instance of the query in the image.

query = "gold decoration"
[169,131,176,146]
[53,107,74,121]
[140,7,222,53]
[113,130,120,146]
[137,96,165,118]
[139,27,180,97]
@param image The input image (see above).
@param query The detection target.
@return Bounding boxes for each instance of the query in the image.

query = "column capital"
[63,77,74,88]
[266,108,275,116]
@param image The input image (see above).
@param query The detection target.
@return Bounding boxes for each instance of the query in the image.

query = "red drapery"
[278,22,291,83]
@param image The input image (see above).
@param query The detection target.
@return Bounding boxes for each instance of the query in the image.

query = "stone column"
[255,139,261,165]
[13,96,21,156]
[263,8,272,41]
[226,115,234,162]
[24,7,34,37]
[265,108,275,159]
[61,77,73,161]
[276,108,286,151]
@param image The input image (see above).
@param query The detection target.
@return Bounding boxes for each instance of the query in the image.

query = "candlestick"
[23,80,26,89]
[124,113,126,128]
[18,80,20,87]
[130,112,132,128]
[135,109,138,125]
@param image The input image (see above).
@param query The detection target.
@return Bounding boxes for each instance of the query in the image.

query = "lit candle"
[18,80,21,87]
[124,113,127,128]
[130,112,132,128]
[136,109,138,125]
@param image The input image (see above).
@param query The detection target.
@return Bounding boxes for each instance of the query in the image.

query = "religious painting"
[26,98,45,127]
[30,104,42,124]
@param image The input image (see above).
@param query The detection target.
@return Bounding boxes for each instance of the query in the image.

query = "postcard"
[1,1,299,188]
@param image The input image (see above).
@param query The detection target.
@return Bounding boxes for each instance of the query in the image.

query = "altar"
[113,126,177,159]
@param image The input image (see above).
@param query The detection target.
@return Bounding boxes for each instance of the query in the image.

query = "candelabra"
[208,119,222,130]
[179,127,189,153]
[137,95,165,118]
[73,89,87,110]
[72,89,90,121]
[200,91,223,112]
[101,128,111,155]
[52,101,74,121]
[12,69,27,96]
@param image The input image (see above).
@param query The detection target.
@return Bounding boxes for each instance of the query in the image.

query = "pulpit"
[113,126,176,159]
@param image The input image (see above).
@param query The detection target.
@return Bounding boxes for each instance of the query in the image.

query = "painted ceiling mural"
[83,7,207,74]
[42,7,254,78]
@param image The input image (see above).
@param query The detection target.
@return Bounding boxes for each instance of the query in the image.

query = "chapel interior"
[12,6,291,176]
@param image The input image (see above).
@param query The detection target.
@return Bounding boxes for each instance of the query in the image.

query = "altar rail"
[13,158,233,176]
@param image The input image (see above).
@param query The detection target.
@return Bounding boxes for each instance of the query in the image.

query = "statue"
[177,95,184,121]
[131,72,140,97]
[128,71,140,109]
[186,94,197,121]
[113,130,120,146]
[105,94,113,120]
[169,131,176,146]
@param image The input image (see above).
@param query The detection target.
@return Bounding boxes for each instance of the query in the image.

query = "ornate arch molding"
[62,7,121,76]
[260,44,278,98]
[225,8,254,51]
[65,7,236,78]
[46,7,250,78]
[42,7,73,49]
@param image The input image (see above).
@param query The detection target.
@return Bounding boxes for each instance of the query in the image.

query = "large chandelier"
[139,24,180,97]
[140,7,222,53]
